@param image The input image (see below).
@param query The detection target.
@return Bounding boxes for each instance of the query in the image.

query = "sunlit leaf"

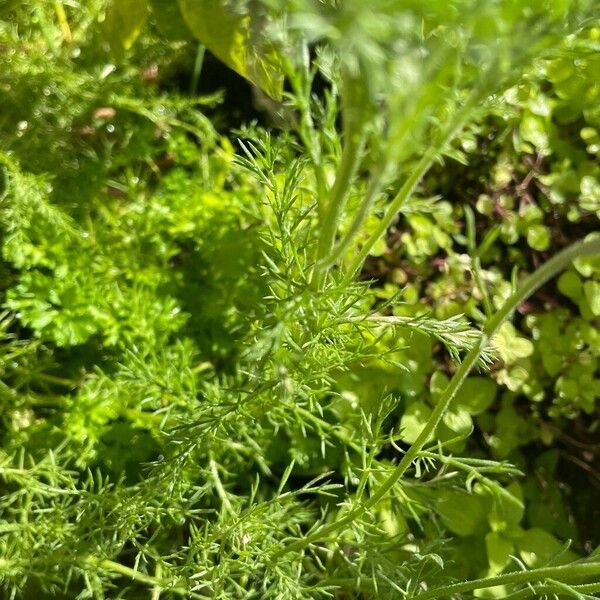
[104,0,150,54]
[149,0,193,41]
[176,0,284,99]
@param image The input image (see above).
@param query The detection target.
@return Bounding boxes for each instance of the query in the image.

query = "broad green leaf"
[485,531,513,575]
[430,371,449,399]
[104,0,150,53]
[440,407,473,440]
[526,224,550,251]
[557,270,582,301]
[583,280,600,316]
[176,0,284,99]
[454,377,497,415]
[517,528,576,567]
[149,0,194,40]
[492,322,534,365]
[379,501,408,537]
[431,374,496,420]
[399,401,432,445]
[580,175,600,213]
[574,233,600,277]
[487,481,524,531]
[473,585,508,599]
[519,112,549,153]
[436,489,487,536]
[334,366,403,419]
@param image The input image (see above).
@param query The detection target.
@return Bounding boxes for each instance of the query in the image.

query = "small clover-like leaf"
[583,280,600,316]
[454,377,497,415]
[526,224,550,251]
[486,531,514,575]
[557,270,582,301]
[492,322,534,365]
[399,401,432,445]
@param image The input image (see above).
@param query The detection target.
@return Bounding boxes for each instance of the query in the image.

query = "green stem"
[318,160,389,271]
[97,559,163,589]
[465,205,493,318]
[312,127,365,287]
[284,54,326,218]
[409,562,600,600]
[209,455,234,515]
[340,91,481,285]
[37,372,78,387]
[418,450,522,477]
[504,581,600,600]
[296,406,521,479]
[190,43,205,96]
[321,43,461,273]
[312,71,368,288]
[93,559,207,599]
[53,0,72,43]
[274,236,600,559]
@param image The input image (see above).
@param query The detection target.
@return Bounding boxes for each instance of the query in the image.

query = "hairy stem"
[274,236,600,558]
[340,90,481,284]
[409,562,600,600]
[318,160,388,271]
[312,72,367,289]
[312,126,365,287]
[503,580,600,600]
[284,50,327,218]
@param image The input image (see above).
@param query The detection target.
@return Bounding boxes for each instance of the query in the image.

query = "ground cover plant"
[1,1,599,598]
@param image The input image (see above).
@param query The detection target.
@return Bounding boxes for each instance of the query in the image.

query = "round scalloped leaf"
[399,401,432,445]
[436,489,487,536]
[517,528,577,568]
[485,531,514,575]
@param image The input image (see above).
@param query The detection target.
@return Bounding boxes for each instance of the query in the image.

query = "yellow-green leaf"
[176,0,284,100]
[149,0,193,41]
[485,531,513,575]
[104,0,150,54]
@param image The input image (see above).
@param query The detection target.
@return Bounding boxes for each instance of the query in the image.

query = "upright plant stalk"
[312,72,368,288]
[190,42,205,96]
[311,128,365,287]
[90,559,207,599]
[53,0,72,44]
[409,562,600,600]
[274,236,600,560]
[339,88,482,285]
[317,159,389,271]
[317,74,451,272]
[283,51,327,219]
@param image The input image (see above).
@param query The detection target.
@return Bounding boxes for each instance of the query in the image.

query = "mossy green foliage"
[0,1,599,598]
